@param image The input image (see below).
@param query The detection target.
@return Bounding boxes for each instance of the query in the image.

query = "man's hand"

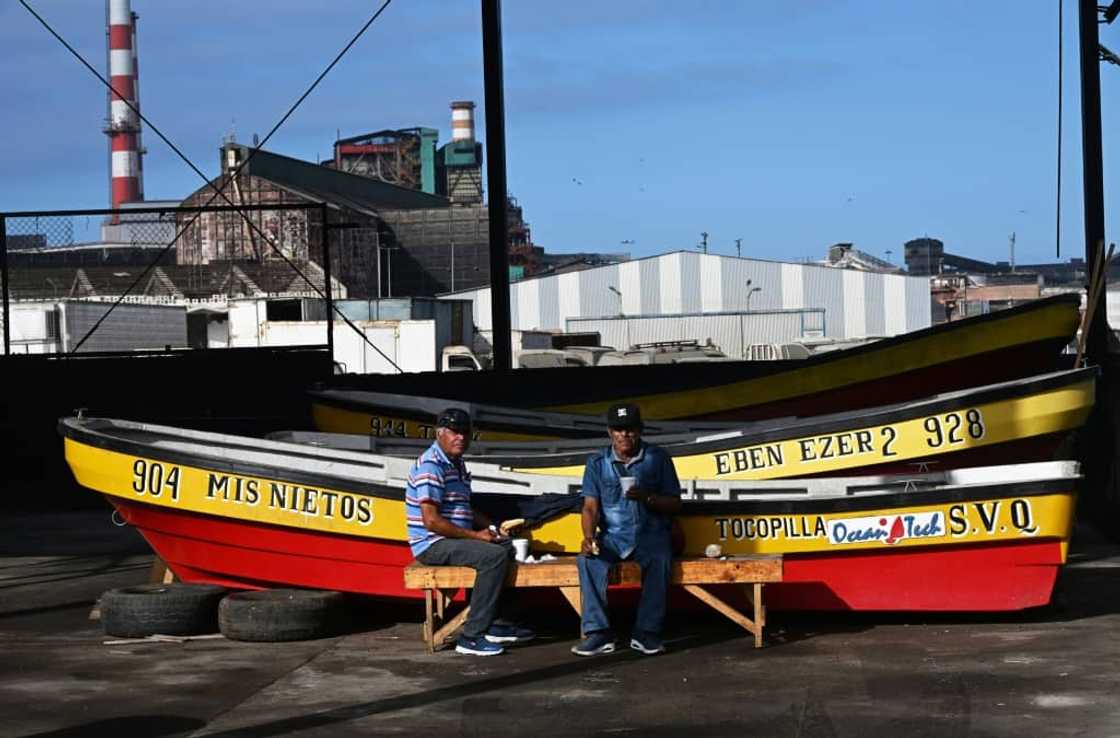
[624,486,653,504]
[473,527,499,543]
[580,537,598,556]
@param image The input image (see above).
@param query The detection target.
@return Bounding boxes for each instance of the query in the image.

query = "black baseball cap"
[606,402,642,430]
[436,407,472,433]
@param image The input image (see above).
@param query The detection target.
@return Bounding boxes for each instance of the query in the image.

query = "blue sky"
[1,1,1118,267]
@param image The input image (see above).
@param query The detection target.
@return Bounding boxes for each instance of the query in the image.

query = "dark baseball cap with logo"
[436,407,472,434]
[606,402,642,430]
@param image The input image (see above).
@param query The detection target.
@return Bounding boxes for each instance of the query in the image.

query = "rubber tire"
[218,589,346,642]
[100,583,227,638]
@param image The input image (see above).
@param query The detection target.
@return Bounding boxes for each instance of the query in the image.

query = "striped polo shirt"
[405,441,474,557]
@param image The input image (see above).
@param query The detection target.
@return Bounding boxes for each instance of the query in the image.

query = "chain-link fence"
[1,202,342,357]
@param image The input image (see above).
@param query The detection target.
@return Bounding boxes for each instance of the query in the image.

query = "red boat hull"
[113,499,1065,612]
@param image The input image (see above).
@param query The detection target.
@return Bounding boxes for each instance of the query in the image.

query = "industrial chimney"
[105,0,144,212]
[450,101,476,142]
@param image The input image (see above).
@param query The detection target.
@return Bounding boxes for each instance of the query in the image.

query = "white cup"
[619,476,637,494]
[512,538,530,562]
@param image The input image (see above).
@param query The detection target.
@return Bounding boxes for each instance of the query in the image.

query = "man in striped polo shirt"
[407,407,534,656]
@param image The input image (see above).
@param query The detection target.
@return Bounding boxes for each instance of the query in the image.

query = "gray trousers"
[416,538,511,638]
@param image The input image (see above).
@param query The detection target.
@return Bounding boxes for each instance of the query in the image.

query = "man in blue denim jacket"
[571,402,682,657]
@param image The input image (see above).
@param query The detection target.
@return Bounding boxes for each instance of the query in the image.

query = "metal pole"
[375,228,382,299]
[482,0,513,372]
[320,203,334,361]
[1079,0,1108,363]
[1,216,9,355]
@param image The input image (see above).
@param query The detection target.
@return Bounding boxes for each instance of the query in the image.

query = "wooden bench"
[403,555,783,652]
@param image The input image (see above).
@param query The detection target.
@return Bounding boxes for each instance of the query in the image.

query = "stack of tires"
[100,584,347,642]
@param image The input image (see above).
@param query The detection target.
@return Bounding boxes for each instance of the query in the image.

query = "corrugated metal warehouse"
[443,251,930,342]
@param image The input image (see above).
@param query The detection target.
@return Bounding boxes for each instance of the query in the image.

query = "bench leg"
[681,584,765,648]
[432,606,471,650]
[558,586,582,616]
[558,586,584,638]
[423,590,435,653]
[745,583,765,648]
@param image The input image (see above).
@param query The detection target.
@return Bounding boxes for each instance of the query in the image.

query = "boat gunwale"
[61,418,1080,517]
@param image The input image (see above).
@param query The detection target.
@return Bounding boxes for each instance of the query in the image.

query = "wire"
[18,0,402,371]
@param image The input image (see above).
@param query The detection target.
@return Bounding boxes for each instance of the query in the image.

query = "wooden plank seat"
[403,555,783,653]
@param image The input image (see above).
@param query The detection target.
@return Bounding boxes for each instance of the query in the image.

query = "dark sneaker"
[571,631,616,657]
[630,632,665,655]
[485,622,536,644]
[455,634,504,656]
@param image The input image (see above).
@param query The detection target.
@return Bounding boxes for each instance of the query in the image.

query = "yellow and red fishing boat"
[313,294,1081,435]
[61,416,1080,611]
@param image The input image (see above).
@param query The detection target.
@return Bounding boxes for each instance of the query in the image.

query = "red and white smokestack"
[450,100,475,142]
[106,0,142,210]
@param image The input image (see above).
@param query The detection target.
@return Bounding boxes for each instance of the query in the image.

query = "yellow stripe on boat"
[547,299,1080,419]
[518,378,1094,479]
[527,492,1075,557]
[64,439,408,541]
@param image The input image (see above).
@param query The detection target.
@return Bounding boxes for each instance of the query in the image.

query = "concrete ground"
[4,510,1120,738]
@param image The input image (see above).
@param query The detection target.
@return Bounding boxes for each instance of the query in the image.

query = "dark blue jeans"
[417,538,512,639]
[577,535,672,637]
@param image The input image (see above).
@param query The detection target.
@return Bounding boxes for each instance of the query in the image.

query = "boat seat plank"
[404,555,782,653]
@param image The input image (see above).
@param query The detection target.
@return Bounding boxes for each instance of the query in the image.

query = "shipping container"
[60,301,187,353]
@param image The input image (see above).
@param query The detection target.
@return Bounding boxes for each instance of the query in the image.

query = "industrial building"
[175,100,541,298]
[443,251,930,353]
[904,236,1113,323]
[324,128,440,194]
[322,102,484,206]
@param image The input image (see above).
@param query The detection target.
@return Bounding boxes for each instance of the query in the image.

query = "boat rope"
[18,0,404,372]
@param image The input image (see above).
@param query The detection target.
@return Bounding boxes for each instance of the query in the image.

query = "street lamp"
[607,285,623,316]
[745,279,762,311]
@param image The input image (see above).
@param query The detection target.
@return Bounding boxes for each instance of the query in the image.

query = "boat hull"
[106,498,1068,611]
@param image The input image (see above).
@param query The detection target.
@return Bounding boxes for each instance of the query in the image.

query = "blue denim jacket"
[580,442,682,558]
